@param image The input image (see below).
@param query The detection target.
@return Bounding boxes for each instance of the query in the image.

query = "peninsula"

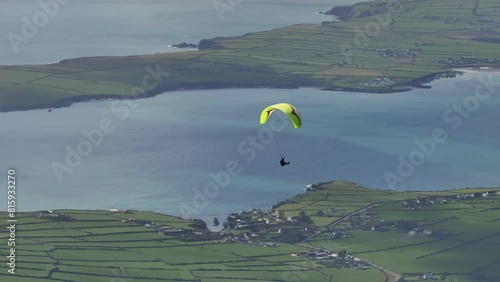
[1,0,500,112]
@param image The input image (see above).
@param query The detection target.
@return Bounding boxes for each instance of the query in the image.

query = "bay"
[2,1,500,224]
[2,70,500,223]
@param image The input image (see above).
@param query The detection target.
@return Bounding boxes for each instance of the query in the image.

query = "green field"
[2,0,500,111]
[1,180,499,281]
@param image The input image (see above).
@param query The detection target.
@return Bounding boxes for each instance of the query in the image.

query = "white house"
[422,273,434,279]
[235,221,250,230]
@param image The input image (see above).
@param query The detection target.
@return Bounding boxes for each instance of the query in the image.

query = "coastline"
[14,180,500,221]
[2,0,500,114]
[3,181,499,282]
[0,69,469,113]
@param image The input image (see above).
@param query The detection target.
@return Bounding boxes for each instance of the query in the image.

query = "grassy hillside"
[1,181,499,282]
[2,0,500,111]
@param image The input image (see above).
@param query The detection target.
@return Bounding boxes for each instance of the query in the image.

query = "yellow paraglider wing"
[260,103,301,129]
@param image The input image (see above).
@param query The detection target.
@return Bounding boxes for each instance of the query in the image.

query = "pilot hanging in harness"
[280,156,290,167]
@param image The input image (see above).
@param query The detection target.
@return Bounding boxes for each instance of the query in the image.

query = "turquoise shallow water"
[1,70,500,223]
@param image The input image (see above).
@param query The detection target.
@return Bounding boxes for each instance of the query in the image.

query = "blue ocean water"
[1,71,500,223]
[0,0,345,65]
[1,1,500,224]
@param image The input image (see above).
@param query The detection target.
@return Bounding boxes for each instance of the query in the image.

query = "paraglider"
[260,103,301,129]
[260,103,302,167]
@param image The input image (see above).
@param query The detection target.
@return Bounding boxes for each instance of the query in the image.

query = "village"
[372,41,499,70]
[436,56,498,67]
[291,249,371,270]
[103,184,373,270]
[401,190,498,211]
[376,48,422,59]
[359,77,397,87]
[36,185,499,273]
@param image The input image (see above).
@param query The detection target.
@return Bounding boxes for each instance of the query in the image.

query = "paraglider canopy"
[259,103,301,129]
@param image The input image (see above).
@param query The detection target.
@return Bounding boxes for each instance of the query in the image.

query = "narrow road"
[306,202,383,240]
[369,262,402,282]
[382,268,402,282]
[303,201,402,282]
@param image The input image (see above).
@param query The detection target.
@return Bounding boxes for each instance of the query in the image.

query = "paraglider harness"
[280,156,290,167]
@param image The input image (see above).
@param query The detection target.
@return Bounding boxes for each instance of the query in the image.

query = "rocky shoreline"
[1,0,496,114]
[170,42,198,48]
[322,6,352,20]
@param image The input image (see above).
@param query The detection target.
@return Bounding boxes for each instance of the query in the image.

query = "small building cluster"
[158,226,188,235]
[369,2,393,7]
[408,228,449,237]
[223,206,317,244]
[401,198,448,210]
[291,249,370,269]
[417,272,435,280]
[235,219,251,230]
[121,218,196,236]
[401,191,498,210]
[38,210,70,221]
[345,213,394,231]
[330,230,350,239]
[376,48,421,58]
[221,233,276,248]
[437,57,498,67]
[109,209,131,213]
[226,205,314,229]
[456,191,497,199]
[225,208,276,228]
[292,249,336,260]
[38,210,58,218]
[359,77,396,87]
[408,228,433,237]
